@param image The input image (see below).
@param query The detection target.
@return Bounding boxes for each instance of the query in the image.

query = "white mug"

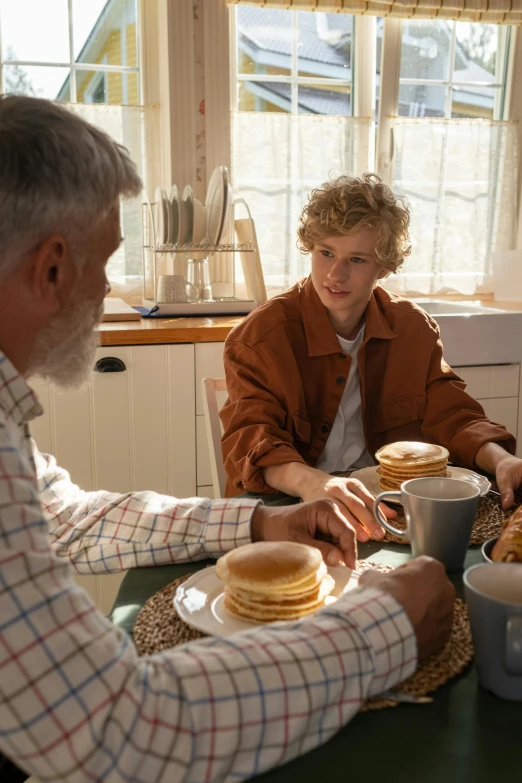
[157,275,198,303]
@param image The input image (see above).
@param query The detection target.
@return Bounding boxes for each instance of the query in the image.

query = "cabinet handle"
[94,357,127,373]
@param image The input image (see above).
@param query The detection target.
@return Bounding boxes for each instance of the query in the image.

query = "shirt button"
[336,376,345,385]
[321,424,329,433]
[339,352,346,359]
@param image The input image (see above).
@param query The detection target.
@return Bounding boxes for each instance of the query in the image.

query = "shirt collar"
[300,276,397,357]
[0,351,43,426]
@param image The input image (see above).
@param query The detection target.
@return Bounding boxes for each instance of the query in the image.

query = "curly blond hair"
[297,173,411,273]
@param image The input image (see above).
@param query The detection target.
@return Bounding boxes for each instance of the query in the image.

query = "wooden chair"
[201,378,228,498]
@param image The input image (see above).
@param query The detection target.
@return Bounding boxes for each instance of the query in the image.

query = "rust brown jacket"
[220,277,516,496]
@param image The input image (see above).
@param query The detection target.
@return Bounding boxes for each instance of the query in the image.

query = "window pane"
[454,22,498,82]
[73,0,138,67]
[298,84,351,116]
[400,19,452,82]
[398,84,447,118]
[297,12,352,79]
[0,0,69,63]
[236,6,292,77]
[3,65,70,100]
[452,85,498,119]
[238,81,290,113]
[75,69,139,106]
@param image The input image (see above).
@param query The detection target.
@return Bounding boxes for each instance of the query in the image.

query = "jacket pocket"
[291,412,311,443]
[371,394,426,434]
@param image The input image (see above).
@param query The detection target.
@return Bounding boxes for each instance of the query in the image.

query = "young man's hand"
[262,463,396,542]
[299,475,396,542]
[250,499,358,568]
[475,442,522,509]
[360,557,455,659]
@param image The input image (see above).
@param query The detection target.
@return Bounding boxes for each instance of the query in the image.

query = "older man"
[0,96,454,783]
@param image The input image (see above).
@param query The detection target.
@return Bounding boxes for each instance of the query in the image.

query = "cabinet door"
[452,365,520,399]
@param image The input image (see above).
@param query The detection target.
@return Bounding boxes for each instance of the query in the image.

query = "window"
[233,8,370,296]
[232,8,516,298]
[0,0,146,292]
[0,0,140,105]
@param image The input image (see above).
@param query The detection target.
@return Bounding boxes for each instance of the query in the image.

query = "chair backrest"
[201,377,228,498]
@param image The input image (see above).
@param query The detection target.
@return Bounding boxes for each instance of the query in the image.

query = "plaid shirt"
[0,351,417,782]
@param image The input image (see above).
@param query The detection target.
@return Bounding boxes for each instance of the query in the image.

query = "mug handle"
[505,616,522,676]
[373,491,410,540]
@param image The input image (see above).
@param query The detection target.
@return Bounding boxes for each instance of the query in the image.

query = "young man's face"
[310,229,387,322]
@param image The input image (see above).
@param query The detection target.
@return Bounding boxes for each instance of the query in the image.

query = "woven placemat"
[133,564,473,711]
[371,482,522,546]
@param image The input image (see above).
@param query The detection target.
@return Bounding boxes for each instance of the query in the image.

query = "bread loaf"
[491,505,522,563]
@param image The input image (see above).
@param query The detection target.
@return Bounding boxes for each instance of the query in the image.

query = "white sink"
[412,299,502,316]
[410,299,522,366]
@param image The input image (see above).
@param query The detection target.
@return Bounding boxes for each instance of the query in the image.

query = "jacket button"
[336,376,345,385]
[339,352,346,359]
[321,424,329,433]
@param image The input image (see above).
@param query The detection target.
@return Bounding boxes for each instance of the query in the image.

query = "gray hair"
[0,95,143,278]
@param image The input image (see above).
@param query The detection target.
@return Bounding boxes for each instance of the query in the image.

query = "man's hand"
[475,442,522,510]
[300,475,396,542]
[360,557,455,659]
[250,499,358,568]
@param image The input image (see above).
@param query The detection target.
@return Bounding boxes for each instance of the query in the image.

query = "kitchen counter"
[98,298,522,347]
[99,315,244,346]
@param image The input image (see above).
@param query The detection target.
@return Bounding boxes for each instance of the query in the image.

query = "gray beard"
[28,295,102,389]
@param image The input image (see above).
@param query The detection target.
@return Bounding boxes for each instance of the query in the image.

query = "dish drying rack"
[141,197,262,316]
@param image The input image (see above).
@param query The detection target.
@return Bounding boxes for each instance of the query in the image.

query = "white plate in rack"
[178,184,194,245]
[174,565,360,636]
[205,165,230,245]
[349,465,491,498]
[154,186,170,246]
[168,185,179,245]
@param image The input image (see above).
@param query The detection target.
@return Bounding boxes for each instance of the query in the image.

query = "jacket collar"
[301,276,397,357]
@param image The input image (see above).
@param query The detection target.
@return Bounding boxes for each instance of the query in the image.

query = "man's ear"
[27,234,78,314]
[377,267,391,281]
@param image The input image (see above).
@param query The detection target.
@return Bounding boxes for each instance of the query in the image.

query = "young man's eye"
[352,256,364,264]
[321,249,334,258]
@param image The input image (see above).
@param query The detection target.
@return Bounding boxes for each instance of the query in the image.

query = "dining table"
[109,539,522,783]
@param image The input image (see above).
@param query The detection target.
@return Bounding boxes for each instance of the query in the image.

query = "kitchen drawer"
[478,397,518,436]
[195,342,225,415]
[453,364,519,400]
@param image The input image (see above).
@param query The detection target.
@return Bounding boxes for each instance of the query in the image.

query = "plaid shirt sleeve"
[34,444,259,574]
[0,414,417,783]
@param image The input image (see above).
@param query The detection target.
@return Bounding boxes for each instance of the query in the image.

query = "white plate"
[178,185,194,245]
[154,186,170,246]
[168,185,179,245]
[192,198,207,244]
[205,165,230,245]
[349,465,491,498]
[174,565,360,636]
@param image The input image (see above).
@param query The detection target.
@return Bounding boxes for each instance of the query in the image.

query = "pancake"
[216,541,335,623]
[375,441,449,492]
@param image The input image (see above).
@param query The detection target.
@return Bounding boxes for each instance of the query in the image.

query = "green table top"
[110,544,522,783]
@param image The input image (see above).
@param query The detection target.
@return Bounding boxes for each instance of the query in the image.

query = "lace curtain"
[385,118,518,297]
[231,111,372,297]
[67,103,158,304]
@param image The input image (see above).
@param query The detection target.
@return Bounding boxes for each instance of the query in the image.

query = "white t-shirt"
[315,325,375,473]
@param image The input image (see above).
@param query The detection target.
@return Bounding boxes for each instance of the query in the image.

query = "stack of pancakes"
[375,441,449,491]
[216,541,335,623]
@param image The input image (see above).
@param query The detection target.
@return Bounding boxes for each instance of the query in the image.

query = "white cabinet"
[30,343,198,612]
[453,364,521,456]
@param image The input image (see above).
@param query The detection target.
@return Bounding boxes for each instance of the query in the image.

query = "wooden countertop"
[99,315,244,346]
[98,297,522,346]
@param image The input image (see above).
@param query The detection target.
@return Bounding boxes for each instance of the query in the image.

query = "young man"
[221,174,522,541]
[0,97,454,783]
